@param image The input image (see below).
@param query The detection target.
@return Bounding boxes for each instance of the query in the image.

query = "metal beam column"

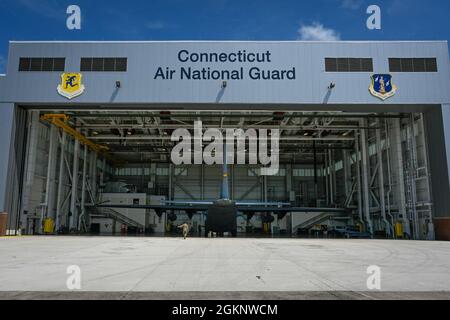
[328,148,335,205]
[313,141,319,204]
[55,131,67,231]
[100,157,106,189]
[376,119,390,236]
[20,111,40,233]
[69,130,80,230]
[360,119,373,235]
[168,164,173,201]
[43,125,59,231]
[201,164,205,200]
[391,118,409,237]
[355,130,364,227]
[343,149,351,199]
[286,164,293,203]
[91,151,98,202]
[79,143,88,231]
[324,155,329,205]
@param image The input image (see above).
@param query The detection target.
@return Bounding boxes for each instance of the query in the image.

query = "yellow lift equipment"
[40,114,116,163]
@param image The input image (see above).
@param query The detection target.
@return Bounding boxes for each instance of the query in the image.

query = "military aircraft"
[96,146,347,236]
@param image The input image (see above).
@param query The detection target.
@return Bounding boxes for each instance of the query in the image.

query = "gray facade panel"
[0,41,449,105]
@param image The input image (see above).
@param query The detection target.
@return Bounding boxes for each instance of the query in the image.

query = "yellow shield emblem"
[57,73,85,99]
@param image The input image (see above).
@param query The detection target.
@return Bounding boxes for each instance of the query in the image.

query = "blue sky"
[0,0,449,73]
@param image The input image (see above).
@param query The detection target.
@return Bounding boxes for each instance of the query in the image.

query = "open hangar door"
[14,108,434,240]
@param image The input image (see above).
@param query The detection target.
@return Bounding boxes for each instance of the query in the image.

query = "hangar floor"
[1,236,449,299]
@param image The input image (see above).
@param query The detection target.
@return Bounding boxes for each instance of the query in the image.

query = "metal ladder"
[89,207,145,229]
[295,212,345,230]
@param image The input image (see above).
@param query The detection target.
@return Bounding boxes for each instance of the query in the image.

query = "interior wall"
[0,103,15,214]
[424,107,450,219]
[2,105,28,233]
[424,105,450,240]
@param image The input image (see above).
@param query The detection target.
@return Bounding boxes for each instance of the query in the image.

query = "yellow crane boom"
[40,114,117,164]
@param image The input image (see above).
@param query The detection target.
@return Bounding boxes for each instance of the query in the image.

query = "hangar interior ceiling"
[18,109,434,240]
[68,110,362,164]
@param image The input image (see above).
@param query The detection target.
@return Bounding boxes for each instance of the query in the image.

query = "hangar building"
[0,41,449,240]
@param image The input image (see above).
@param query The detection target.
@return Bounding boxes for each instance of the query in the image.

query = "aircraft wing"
[235,206,348,213]
[96,203,210,212]
[95,203,347,214]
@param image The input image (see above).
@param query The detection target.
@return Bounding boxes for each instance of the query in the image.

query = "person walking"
[177,223,190,239]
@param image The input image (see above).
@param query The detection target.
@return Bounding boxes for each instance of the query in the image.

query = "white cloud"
[341,0,363,10]
[298,23,341,41]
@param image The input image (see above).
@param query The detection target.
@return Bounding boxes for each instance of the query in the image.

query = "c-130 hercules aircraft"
[97,145,347,237]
